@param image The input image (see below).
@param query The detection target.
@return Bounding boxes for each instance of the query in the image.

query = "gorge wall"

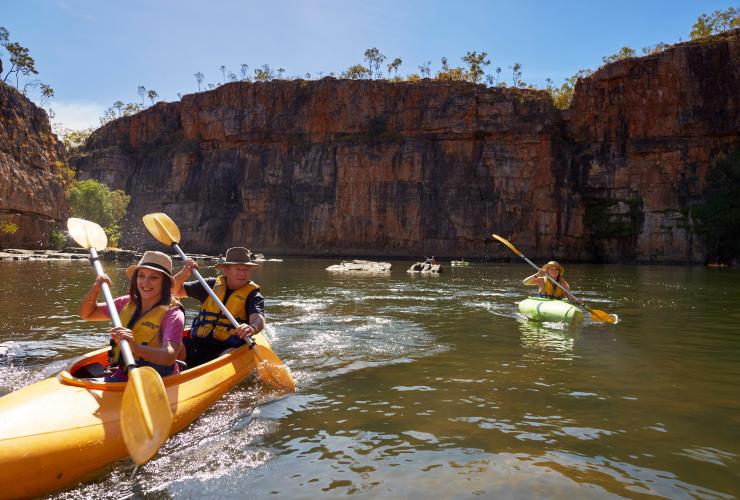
[75,29,740,262]
[0,82,68,248]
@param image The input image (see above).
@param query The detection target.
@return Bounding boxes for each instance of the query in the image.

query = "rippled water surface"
[1,259,739,498]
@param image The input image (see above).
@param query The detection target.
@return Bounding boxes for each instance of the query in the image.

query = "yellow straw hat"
[542,261,564,276]
[126,251,174,279]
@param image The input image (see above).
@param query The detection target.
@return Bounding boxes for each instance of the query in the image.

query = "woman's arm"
[79,274,114,320]
[523,270,544,286]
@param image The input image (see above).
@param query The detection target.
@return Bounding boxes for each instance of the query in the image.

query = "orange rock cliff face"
[0,82,68,248]
[76,32,740,262]
[3,31,737,261]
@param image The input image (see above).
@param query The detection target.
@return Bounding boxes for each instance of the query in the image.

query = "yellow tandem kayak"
[0,331,275,499]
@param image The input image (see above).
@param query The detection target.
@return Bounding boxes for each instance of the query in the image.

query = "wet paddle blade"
[120,367,173,464]
[253,345,296,392]
[142,213,181,246]
[491,234,523,258]
[588,308,618,324]
[67,218,107,251]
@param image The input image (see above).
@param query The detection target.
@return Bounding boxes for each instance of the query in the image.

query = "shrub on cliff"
[690,7,739,39]
[693,150,740,263]
[547,69,593,110]
[68,179,131,247]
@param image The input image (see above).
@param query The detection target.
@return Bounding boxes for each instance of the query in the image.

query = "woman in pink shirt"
[79,251,185,381]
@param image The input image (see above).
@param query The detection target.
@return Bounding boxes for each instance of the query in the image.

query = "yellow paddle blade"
[142,213,181,246]
[120,367,173,464]
[253,345,296,392]
[588,307,618,324]
[67,218,107,251]
[491,234,523,257]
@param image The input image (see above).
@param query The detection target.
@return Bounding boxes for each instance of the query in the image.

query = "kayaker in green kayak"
[523,260,572,299]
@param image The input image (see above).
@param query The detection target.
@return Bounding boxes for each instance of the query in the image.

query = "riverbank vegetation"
[68,179,130,248]
[693,149,740,264]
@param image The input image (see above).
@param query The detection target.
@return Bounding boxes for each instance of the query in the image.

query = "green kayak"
[518,297,584,325]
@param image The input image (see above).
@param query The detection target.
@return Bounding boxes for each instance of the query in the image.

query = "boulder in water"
[326,260,392,273]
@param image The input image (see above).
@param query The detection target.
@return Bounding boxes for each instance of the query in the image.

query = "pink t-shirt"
[103,296,185,375]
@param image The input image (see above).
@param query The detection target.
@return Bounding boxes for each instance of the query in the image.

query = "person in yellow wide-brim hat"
[523,260,572,300]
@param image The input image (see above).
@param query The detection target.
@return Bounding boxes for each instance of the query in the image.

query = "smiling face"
[546,267,560,279]
[222,264,253,289]
[135,267,166,302]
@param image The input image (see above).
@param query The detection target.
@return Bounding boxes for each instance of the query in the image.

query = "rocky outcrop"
[77,80,568,259]
[326,260,392,273]
[75,30,740,263]
[565,29,740,262]
[407,262,442,274]
[0,82,68,248]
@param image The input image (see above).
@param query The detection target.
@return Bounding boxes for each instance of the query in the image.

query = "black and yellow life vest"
[539,277,566,299]
[109,299,184,374]
[191,276,260,342]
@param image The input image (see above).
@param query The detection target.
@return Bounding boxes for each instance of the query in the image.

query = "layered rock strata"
[0,82,68,248]
[75,30,740,262]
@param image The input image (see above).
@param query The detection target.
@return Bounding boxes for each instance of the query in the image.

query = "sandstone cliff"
[565,29,740,262]
[75,30,740,262]
[0,82,68,248]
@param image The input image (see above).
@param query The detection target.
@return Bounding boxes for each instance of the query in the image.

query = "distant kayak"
[518,297,583,325]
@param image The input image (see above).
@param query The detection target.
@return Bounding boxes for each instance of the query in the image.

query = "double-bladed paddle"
[491,233,618,324]
[142,212,296,392]
[67,218,173,464]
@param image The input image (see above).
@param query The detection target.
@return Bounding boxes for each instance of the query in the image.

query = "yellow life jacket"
[191,276,259,342]
[109,298,183,374]
[540,277,566,299]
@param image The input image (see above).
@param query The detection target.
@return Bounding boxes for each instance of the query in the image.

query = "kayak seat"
[72,362,107,379]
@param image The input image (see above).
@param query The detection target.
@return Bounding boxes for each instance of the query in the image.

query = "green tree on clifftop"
[387,58,402,79]
[364,48,386,79]
[342,64,371,80]
[602,46,636,65]
[435,57,466,81]
[0,29,38,88]
[690,7,739,39]
[462,51,491,84]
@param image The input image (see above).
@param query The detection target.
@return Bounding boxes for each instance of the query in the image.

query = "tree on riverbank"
[68,179,130,247]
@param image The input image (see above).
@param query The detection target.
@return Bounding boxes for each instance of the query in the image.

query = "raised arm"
[172,258,198,298]
[79,274,114,320]
[523,269,544,286]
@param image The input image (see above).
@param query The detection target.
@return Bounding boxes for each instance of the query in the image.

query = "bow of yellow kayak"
[0,332,273,499]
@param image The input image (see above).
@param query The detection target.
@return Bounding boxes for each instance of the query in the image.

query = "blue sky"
[1,0,736,129]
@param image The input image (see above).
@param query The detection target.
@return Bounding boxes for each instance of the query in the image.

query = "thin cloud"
[51,100,104,130]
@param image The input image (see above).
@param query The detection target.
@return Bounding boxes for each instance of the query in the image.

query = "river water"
[0,259,739,499]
